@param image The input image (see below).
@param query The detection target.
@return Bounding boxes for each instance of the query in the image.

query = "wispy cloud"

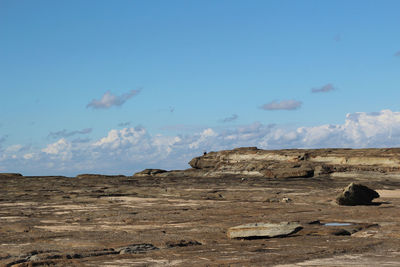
[260,100,302,111]
[0,135,7,145]
[72,137,91,143]
[311,83,336,93]
[394,50,400,57]
[48,128,92,139]
[87,90,140,109]
[219,114,238,123]
[118,122,131,127]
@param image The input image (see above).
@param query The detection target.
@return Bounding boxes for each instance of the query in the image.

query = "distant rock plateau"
[134,147,400,179]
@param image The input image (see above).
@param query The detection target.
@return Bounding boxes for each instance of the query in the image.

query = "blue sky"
[1,0,400,176]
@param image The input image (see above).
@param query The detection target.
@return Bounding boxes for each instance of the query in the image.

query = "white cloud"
[42,138,70,154]
[5,144,23,153]
[87,90,140,109]
[93,126,148,149]
[260,100,302,110]
[2,110,400,176]
[42,138,73,161]
[189,128,217,149]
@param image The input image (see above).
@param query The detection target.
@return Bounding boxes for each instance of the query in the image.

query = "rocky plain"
[2,147,400,266]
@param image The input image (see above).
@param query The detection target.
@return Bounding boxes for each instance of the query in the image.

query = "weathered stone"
[227,222,303,239]
[336,183,380,205]
[133,169,167,177]
[117,244,158,254]
[263,165,314,178]
[313,165,333,176]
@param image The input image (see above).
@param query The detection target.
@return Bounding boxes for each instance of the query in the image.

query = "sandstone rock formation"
[336,182,380,205]
[134,147,400,179]
[227,222,303,239]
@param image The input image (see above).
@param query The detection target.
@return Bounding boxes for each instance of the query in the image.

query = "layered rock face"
[135,147,400,179]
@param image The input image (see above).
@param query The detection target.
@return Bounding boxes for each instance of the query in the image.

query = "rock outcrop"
[134,147,400,179]
[76,174,126,179]
[133,169,167,177]
[0,173,23,178]
[336,183,380,205]
[227,222,303,239]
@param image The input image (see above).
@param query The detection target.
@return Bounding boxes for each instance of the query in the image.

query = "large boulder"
[227,222,303,239]
[336,182,380,205]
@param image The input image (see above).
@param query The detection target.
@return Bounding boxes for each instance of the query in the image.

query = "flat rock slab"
[227,222,303,239]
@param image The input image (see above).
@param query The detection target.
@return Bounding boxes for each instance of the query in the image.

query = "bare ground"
[1,175,400,266]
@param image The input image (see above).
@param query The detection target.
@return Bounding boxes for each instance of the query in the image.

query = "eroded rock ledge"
[134,147,400,179]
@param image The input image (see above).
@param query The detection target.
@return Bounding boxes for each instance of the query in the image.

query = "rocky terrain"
[2,147,400,266]
[135,147,400,179]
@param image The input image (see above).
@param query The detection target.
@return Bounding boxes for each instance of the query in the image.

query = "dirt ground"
[1,174,400,266]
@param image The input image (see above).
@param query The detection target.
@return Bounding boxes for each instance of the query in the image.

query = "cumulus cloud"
[260,100,302,110]
[3,110,400,176]
[87,90,140,109]
[42,138,71,157]
[219,114,238,123]
[48,128,92,139]
[311,83,336,93]
[93,126,148,149]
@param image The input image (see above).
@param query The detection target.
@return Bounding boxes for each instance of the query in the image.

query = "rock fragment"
[227,222,303,239]
[166,240,202,248]
[336,182,380,205]
[116,244,158,254]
